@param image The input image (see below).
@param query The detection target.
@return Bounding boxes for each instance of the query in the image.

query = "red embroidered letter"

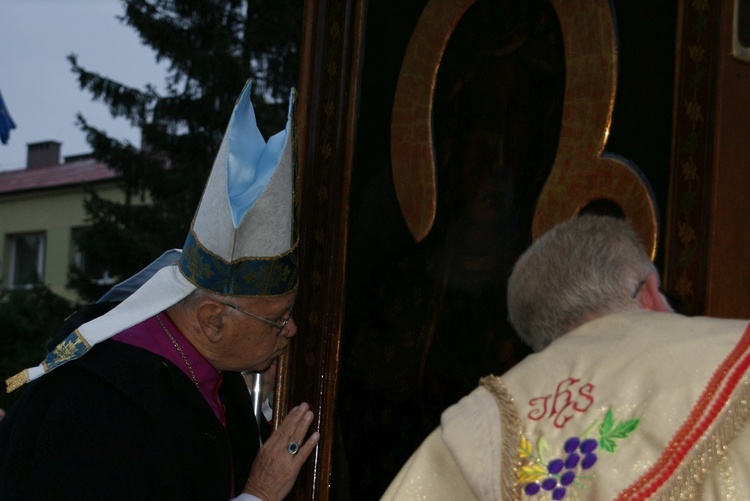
[526,377,596,429]
[528,396,550,421]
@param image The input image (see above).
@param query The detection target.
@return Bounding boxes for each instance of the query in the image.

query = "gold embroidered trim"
[653,375,750,499]
[5,370,29,393]
[618,324,750,499]
[718,454,738,501]
[188,229,299,263]
[41,329,91,372]
[480,375,523,500]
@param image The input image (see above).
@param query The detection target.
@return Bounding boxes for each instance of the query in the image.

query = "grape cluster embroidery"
[517,408,640,499]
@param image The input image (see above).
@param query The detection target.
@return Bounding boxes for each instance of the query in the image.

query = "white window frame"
[7,232,46,289]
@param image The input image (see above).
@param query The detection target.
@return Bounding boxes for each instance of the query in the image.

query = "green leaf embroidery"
[599,408,615,435]
[598,408,640,453]
[537,436,552,463]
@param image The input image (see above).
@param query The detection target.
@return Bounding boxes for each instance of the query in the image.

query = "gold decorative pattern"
[41,330,91,372]
[390,0,476,242]
[480,375,524,499]
[718,455,739,501]
[652,376,750,499]
[178,230,299,296]
[391,0,658,255]
[5,370,29,394]
[6,329,91,393]
[532,0,658,258]
[663,0,719,314]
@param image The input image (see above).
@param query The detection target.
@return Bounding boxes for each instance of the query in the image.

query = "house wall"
[0,183,125,301]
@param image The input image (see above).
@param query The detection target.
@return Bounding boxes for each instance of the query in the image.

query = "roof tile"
[0,160,119,195]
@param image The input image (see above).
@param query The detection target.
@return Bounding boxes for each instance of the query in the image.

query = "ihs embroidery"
[518,408,640,500]
[527,377,595,428]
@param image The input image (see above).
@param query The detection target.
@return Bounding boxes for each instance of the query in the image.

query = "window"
[71,228,115,286]
[8,232,45,288]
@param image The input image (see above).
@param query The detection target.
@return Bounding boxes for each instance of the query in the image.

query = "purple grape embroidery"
[552,487,566,500]
[524,483,541,495]
[541,478,557,491]
[563,437,580,453]
[564,453,580,469]
[547,459,564,475]
[518,408,640,499]
[560,470,576,486]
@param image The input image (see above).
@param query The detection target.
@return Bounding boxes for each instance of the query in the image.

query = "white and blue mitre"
[6,81,298,393]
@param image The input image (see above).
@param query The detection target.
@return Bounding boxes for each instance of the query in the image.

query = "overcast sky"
[0,0,168,171]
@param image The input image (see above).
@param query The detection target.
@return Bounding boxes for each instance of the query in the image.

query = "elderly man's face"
[218,291,297,372]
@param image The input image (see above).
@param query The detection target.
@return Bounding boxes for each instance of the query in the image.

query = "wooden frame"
[281,0,665,498]
[277,1,367,498]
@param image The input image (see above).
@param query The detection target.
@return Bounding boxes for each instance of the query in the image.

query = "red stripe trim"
[616,323,750,499]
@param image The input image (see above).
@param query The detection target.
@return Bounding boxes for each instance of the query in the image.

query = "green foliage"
[0,287,77,410]
[67,0,302,298]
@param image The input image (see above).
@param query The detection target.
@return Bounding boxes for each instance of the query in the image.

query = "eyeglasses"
[220,302,293,335]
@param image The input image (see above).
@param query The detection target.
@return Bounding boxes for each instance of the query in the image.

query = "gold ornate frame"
[391,0,659,258]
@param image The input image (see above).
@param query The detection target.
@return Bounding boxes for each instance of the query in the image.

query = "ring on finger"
[287,441,300,456]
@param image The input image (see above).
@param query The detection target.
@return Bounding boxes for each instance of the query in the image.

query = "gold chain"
[156,314,200,390]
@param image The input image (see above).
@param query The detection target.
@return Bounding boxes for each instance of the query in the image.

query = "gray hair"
[507,215,658,352]
[176,287,226,309]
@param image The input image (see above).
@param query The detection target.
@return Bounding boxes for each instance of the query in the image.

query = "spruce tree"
[67,0,301,302]
[0,286,75,409]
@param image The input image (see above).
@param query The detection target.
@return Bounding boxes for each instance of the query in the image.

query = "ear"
[196,301,226,343]
[637,273,672,312]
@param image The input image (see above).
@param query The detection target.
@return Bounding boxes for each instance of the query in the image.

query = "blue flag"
[0,89,17,145]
